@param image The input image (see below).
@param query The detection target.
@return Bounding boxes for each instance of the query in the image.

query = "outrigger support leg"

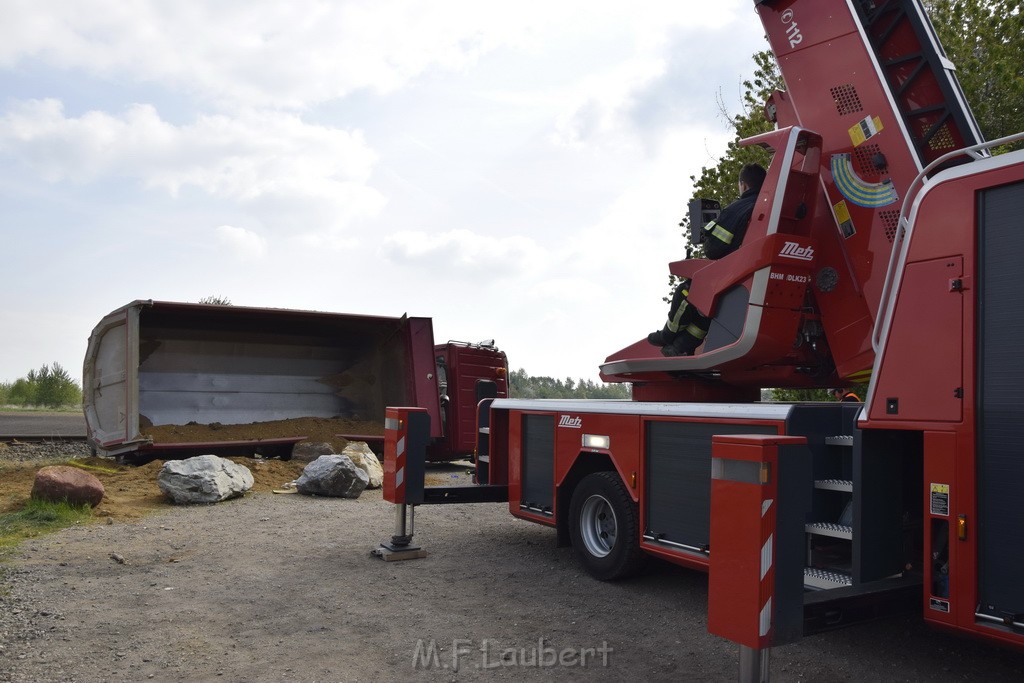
[738,646,770,683]
[372,407,431,561]
[373,502,427,561]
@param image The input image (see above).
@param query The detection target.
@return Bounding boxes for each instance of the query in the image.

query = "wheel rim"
[579,493,618,558]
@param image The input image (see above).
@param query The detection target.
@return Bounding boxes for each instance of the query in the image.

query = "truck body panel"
[428,342,509,459]
[83,300,506,460]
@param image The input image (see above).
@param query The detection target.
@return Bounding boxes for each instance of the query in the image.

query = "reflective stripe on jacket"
[702,187,759,260]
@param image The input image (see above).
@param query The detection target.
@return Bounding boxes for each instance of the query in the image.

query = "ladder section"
[853,0,983,168]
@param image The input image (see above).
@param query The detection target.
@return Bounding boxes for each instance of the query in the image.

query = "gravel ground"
[2,441,1024,682]
[0,440,93,464]
[1,441,94,680]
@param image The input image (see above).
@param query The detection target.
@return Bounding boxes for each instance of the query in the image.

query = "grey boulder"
[296,454,369,499]
[157,455,254,504]
[342,442,383,489]
[290,441,336,463]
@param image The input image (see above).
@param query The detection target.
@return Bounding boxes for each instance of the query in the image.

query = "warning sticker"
[930,483,950,516]
[833,200,856,238]
[849,115,883,146]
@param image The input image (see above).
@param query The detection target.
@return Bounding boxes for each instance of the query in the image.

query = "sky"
[0,0,769,386]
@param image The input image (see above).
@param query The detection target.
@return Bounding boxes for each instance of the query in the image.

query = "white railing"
[871,131,1024,355]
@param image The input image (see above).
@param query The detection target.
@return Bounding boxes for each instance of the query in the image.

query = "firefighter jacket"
[702,187,760,260]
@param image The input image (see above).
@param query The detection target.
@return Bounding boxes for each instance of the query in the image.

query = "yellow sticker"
[833,199,855,238]
[833,200,851,224]
[930,483,950,516]
[848,115,883,146]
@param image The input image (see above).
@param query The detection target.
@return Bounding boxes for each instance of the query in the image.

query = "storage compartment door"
[646,421,775,552]
[977,180,1024,625]
[520,414,555,515]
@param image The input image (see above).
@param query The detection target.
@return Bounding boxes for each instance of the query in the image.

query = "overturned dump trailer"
[83,300,507,460]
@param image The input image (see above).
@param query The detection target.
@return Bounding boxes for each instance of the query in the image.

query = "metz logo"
[558,415,582,429]
[779,241,815,261]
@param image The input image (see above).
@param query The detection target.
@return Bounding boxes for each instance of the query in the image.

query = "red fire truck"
[379,0,1024,659]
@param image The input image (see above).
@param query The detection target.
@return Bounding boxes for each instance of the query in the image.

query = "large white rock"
[342,442,383,489]
[296,454,369,498]
[157,455,254,504]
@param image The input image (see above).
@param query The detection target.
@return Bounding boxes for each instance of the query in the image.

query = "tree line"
[0,363,83,409]
[508,369,630,400]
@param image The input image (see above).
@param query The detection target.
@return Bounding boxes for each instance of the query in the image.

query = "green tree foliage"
[769,386,865,403]
[687,51,781,241]
[199,295,232,305]
[508,369,630,400]
[0,363,82,408]
[664,50,782,302]
[924,0,1024,146]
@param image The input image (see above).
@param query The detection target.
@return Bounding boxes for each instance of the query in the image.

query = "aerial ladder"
[600,0,984,401]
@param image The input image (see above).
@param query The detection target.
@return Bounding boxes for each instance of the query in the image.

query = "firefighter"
[649,163,768,356]
[830,388,860,402]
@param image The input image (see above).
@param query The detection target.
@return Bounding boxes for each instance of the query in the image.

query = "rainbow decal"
[831,154,899,208]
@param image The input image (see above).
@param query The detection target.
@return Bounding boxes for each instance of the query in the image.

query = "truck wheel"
[569,471,646,581]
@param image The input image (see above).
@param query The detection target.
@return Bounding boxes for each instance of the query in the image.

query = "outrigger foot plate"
[371,542,428,562]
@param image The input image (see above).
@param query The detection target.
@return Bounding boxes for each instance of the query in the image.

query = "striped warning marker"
[384,411,407,504]
[759,498,776,638]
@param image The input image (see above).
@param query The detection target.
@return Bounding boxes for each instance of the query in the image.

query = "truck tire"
[568,471,646,581]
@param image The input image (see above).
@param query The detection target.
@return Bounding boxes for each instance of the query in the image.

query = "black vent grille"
[853,143,884,177]
[880,210,900,243]
[831,84,864,116]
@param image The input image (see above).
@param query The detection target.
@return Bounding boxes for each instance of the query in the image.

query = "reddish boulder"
[31,465,105,508]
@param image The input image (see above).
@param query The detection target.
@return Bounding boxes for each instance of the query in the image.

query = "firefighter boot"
[648,329,674,346]
[661,312,710,357]
[651,278,697,350]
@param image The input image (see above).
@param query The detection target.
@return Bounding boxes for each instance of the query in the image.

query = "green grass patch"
[65,460,120,475]
[0,405,82,414]
[0,497,93,550]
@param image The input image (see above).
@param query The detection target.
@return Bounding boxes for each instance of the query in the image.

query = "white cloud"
[0,1,541,109]
[382,228,548,277]
[551,55,667,149]
[215,225,267,260]
[0,1,761,111]
[0,0,774,385]
[0,99,386,234]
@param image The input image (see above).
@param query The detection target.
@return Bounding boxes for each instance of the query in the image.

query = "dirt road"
[0,412,86,439]
[2,456,1024,682]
